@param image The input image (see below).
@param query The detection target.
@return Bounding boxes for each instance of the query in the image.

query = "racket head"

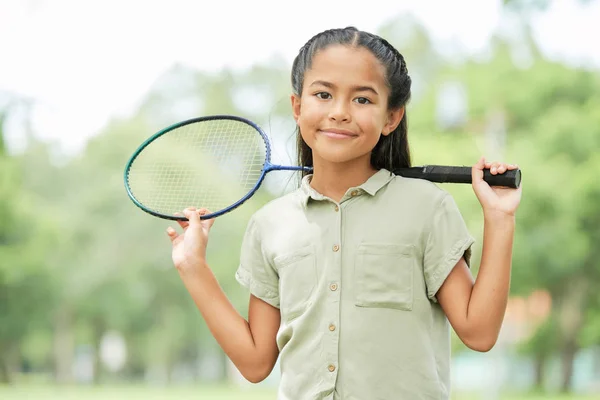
[124,115,272,220]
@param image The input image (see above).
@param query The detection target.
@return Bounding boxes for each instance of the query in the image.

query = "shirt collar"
[299,168,394,207]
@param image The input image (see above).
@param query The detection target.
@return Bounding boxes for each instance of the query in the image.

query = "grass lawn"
[0,384,597,399]
[0,384,275,400]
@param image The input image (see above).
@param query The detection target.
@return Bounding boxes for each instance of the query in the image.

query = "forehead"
[305,45,388,91]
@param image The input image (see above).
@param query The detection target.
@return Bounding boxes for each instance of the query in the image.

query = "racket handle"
[394,165,521,188]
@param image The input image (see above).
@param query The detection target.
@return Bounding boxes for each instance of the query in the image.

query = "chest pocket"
[274,245,317,322]
[354,243,414,311]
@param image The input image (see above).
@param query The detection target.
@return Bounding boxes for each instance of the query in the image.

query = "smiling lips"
[318,128,358,139]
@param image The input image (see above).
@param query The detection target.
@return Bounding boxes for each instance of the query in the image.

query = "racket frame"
[124,115,308,220]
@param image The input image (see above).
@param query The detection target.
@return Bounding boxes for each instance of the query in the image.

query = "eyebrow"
[309,80,379,96]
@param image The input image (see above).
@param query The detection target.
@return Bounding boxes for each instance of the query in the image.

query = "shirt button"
[334,205,339,212]
[350,190,359,196]
[329,283,338,291]
[332,244,339,252]
[329,324,336,331]
[328,364,336,372]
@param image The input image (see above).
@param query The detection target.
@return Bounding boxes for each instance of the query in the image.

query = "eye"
[354,97,371,105]
[315,92,332,100]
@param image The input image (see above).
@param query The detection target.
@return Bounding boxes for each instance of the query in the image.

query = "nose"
[328,100,351,122]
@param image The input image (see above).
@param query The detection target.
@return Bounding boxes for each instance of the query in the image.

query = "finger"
[496,163,507,174]
[174,212,189,230]
[177,220,189,229]
[472,156,485,184]
[166,226,178,242]
[198,208,216,229]
[475,156,486,170]
[489,162,501,175]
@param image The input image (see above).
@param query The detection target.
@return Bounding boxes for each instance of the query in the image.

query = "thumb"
[183,207,201,227]
[472,156,485,185]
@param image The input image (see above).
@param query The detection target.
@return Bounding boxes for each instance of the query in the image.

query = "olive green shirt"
[235,168,475,400]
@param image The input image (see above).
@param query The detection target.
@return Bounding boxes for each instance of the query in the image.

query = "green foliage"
[0,14,598,392]
[503,0,594,12]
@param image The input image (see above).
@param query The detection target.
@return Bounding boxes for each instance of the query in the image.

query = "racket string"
[128,119,267,216]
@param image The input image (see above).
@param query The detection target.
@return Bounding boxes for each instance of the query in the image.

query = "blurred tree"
[0,112,57,383]
[509,80,600,392]
[11,65,282,385]
[448,41,600,392]
[504,0,594,11]
[504,0,553,11]
[2,12,598,394]
[403,24,600,393]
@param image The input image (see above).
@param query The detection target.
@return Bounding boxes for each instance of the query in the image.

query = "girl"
[166,27,522,400]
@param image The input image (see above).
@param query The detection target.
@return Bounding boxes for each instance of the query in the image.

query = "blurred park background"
[1,0,600,398]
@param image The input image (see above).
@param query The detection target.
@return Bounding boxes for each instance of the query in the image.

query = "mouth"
[318,129,358,139]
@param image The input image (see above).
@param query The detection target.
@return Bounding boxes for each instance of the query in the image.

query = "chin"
[313,147,370,165]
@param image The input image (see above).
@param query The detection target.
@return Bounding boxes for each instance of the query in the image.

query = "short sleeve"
[423,193,475,302]
[235,216,280,308]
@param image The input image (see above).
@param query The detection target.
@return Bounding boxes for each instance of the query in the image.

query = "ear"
[291,94,301,123]
[382,106,405,136]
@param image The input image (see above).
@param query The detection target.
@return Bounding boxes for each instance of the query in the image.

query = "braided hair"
[291,27,412,177]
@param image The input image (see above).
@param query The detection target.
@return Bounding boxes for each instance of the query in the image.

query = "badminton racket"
[124,115,521,220]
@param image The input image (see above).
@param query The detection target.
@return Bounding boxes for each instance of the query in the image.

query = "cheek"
[297,100,321,129]
[357,111,386,135]
[297,104,315,147]
[299,130,313,149]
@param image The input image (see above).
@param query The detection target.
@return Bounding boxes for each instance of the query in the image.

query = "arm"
[167,208,280,382]
[182,272,280,382]
[437,215,514,351]
[436,157,522,352]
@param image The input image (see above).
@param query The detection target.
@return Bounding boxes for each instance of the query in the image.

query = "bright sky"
[1,0,598,156]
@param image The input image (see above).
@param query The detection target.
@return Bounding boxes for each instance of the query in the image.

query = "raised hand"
[166,207,215,275]
[471,156,523,217]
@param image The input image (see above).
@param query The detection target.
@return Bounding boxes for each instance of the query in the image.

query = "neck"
[309,155,377,202]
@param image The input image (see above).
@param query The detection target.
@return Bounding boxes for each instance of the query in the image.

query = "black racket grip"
[394,165,521,188]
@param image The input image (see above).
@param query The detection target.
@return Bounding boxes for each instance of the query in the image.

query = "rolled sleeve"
[423,193,475,302]
[235,216,280,308]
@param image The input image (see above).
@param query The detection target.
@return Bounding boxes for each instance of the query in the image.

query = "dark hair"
[291,26,412,177]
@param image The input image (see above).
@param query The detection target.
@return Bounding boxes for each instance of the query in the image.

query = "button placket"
[325,199,342,382]
[322,200,344,384]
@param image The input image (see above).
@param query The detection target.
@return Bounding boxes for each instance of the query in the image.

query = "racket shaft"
[394,165,521,188]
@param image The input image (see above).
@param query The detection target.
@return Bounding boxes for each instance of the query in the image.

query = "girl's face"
[292,44,403,170]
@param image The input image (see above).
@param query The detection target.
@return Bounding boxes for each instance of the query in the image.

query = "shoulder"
[386,174,450,206]
[381,174,466,230]
[248,187,306,230]
[244,187,314,257]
